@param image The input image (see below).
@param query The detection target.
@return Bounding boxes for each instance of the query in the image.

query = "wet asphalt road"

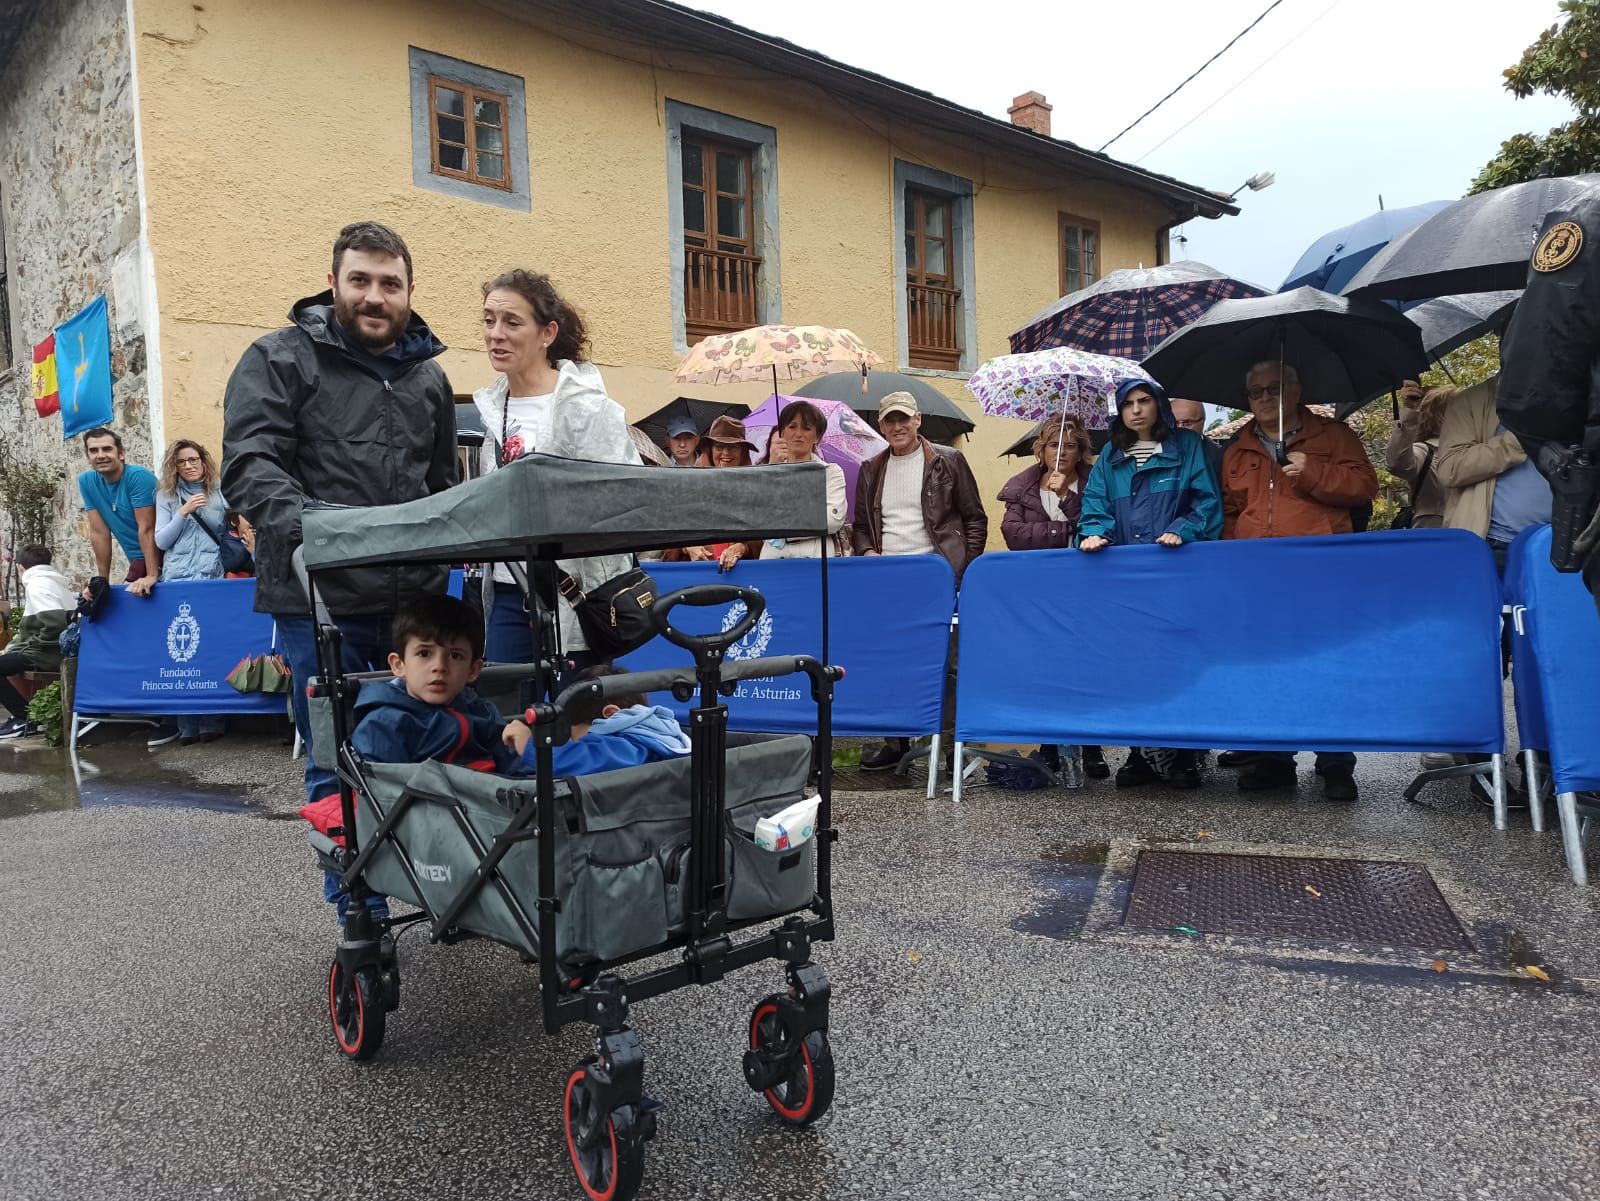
[3,728,1600,1200]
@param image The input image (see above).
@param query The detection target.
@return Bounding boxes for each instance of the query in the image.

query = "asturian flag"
[54,294,114,439]
[30,333,58,418]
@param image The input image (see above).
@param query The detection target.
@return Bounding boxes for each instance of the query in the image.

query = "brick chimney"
[1007,91,1052,137]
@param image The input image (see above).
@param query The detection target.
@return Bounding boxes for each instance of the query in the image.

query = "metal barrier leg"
[1492,753,1507,832]
[951,741,964,805]
[69,714,83,784]
[291,727,303,761]
[1556,792,1589,886]
[926,733,941,799]
[1524,749,1545,834]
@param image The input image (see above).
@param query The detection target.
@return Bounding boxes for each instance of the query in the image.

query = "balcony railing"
[685,246,761,338]
[907,281,962,370]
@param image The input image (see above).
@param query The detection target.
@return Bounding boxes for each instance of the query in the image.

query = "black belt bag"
[558,565,659,657]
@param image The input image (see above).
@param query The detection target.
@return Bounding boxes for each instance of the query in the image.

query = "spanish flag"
[31,334,59,418]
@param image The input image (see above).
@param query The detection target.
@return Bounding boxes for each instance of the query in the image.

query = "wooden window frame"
[905,188,962,371]
[682,135,760,340]
[1059,212,1102,296]
[427,74,513,193]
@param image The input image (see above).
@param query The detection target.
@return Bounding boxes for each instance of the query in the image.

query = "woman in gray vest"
[154,439,230,744]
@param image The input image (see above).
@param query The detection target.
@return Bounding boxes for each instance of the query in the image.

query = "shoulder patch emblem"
[1533,220,1584,273]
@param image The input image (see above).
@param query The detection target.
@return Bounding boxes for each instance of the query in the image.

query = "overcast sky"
[693,0,1574,290]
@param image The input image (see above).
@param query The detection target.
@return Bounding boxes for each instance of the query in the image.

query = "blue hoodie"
[530,704,693,777]
[1079,379,1223,546]
[350,677,527,774]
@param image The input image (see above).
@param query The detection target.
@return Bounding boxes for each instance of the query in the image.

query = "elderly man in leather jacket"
[852,391,987,771]
[1499,189,1600,614]
[222,221,458,800]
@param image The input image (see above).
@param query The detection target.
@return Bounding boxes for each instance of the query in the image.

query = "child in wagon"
[301,594,688,920]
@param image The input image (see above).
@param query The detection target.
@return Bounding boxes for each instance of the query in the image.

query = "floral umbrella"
[967,347,1152,429]
[743,394,887,523]
[674,324,883,393]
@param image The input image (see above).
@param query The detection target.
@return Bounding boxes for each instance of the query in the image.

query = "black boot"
[1166,749,1202,790]
[860,737,910,772]
[1115,748,1159,789]
[1082,745,1110,779]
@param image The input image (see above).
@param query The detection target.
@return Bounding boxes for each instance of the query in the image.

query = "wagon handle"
[651,584,766,656]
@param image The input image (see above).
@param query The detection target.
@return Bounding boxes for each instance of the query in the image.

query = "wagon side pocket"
[725,817,816,921]
[572,852,669,962]
[659,841,692,933]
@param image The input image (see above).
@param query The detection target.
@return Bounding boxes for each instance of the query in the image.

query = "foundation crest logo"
[166,601,201,663]
[721,600,775,661]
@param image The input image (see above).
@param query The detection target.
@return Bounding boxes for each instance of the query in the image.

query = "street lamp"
[1228,171,1276,201]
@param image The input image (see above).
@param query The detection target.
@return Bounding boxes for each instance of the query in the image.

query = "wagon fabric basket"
[352,731,817,965]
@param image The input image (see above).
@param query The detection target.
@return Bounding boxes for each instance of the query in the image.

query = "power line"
[1098,0,1290,153]
[1133,0,1343,164]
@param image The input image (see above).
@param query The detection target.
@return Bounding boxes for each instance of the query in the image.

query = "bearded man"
[222,221,457,801]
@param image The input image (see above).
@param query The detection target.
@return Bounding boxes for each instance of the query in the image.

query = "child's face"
[388,635,482,705]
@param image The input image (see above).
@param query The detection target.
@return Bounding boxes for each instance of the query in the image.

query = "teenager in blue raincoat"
[1078,377,1222,789]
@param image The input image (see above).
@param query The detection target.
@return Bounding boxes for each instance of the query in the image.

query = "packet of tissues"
[753,796,821,853]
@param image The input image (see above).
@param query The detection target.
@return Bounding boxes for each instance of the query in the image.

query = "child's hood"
[22,564,76,614]
[590,704,691,754]
[354,676,490,720]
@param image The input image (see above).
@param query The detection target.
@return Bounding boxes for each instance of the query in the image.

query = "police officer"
[1498,186,1600,613]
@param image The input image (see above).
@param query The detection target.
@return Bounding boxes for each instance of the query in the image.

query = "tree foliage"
[1473,1,1600,193]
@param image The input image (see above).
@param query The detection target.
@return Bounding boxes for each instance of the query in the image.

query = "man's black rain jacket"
[221,292,458,617]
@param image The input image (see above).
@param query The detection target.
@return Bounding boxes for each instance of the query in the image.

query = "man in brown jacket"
[1220,361,1379,801]
[853,391,987,770]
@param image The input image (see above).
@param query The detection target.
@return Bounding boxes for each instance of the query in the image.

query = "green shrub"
[26,682,64,747]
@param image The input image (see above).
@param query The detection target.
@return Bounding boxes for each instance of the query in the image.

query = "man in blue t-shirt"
[77,426,160,595]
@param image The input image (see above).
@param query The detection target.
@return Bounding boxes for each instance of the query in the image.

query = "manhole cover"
[1124,851,1471,951]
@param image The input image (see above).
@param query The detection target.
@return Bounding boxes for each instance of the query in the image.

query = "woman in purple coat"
[996,415,1108,778]
[999,415,1094,549]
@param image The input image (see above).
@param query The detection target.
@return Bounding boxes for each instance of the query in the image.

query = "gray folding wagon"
[298,454,842,1201]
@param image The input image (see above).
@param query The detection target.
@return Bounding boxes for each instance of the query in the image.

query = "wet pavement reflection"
[1,735,258,819]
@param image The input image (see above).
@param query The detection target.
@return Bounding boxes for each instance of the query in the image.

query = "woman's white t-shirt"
[489,392,555,586]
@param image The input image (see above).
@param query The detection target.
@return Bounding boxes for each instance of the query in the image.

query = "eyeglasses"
[1173,418,1205,430]
[175,456,203,466]
[1246,383,1284,401]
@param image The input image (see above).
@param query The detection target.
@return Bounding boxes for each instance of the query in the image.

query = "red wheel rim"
[564,1066,621,1201]
[328,962,364,1055]
[750,1002,815,1122]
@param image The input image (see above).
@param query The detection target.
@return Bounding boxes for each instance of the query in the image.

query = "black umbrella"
[634,396,749,452]
[1404,291,1520,363]
[1141,287,1429,422]
[1342,175,1600,302]
[1000,423,1110,458]
[792,370,975,444]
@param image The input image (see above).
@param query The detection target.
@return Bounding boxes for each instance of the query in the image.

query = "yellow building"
[1,0,1235,567]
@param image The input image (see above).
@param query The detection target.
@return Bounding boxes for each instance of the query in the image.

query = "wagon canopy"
[300,453,829,569]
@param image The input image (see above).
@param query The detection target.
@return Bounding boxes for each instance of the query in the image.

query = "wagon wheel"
[563,1065,646,1201]
[327,960,386,1061]
[749,995,835,1126]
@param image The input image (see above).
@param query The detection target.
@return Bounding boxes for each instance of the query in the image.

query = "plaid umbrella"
[967,347,1152,429]
[1010,261,1269,358]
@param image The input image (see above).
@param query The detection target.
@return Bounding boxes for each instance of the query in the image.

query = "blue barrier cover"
[626,557,956,736]
[956,530,1504,753]
[1504,525,1549,754]
[1516,525,1600,794]
[76,579,286,716]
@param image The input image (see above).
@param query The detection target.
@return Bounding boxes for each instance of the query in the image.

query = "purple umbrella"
[744,394,888,523]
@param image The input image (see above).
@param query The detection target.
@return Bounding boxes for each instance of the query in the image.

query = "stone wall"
[0,0,150,590]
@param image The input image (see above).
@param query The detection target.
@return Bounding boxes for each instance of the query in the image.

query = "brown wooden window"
[1059,214,1100,295]
[428,75,511,191]
[682,136,759,340]
[905,189,962,371]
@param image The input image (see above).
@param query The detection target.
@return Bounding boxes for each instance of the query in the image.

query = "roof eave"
[602,0,1241,220]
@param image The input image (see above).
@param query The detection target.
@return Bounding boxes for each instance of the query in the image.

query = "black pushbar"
[651,584,766,655]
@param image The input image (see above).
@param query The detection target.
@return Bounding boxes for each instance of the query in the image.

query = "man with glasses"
[1219,361,1378,801]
